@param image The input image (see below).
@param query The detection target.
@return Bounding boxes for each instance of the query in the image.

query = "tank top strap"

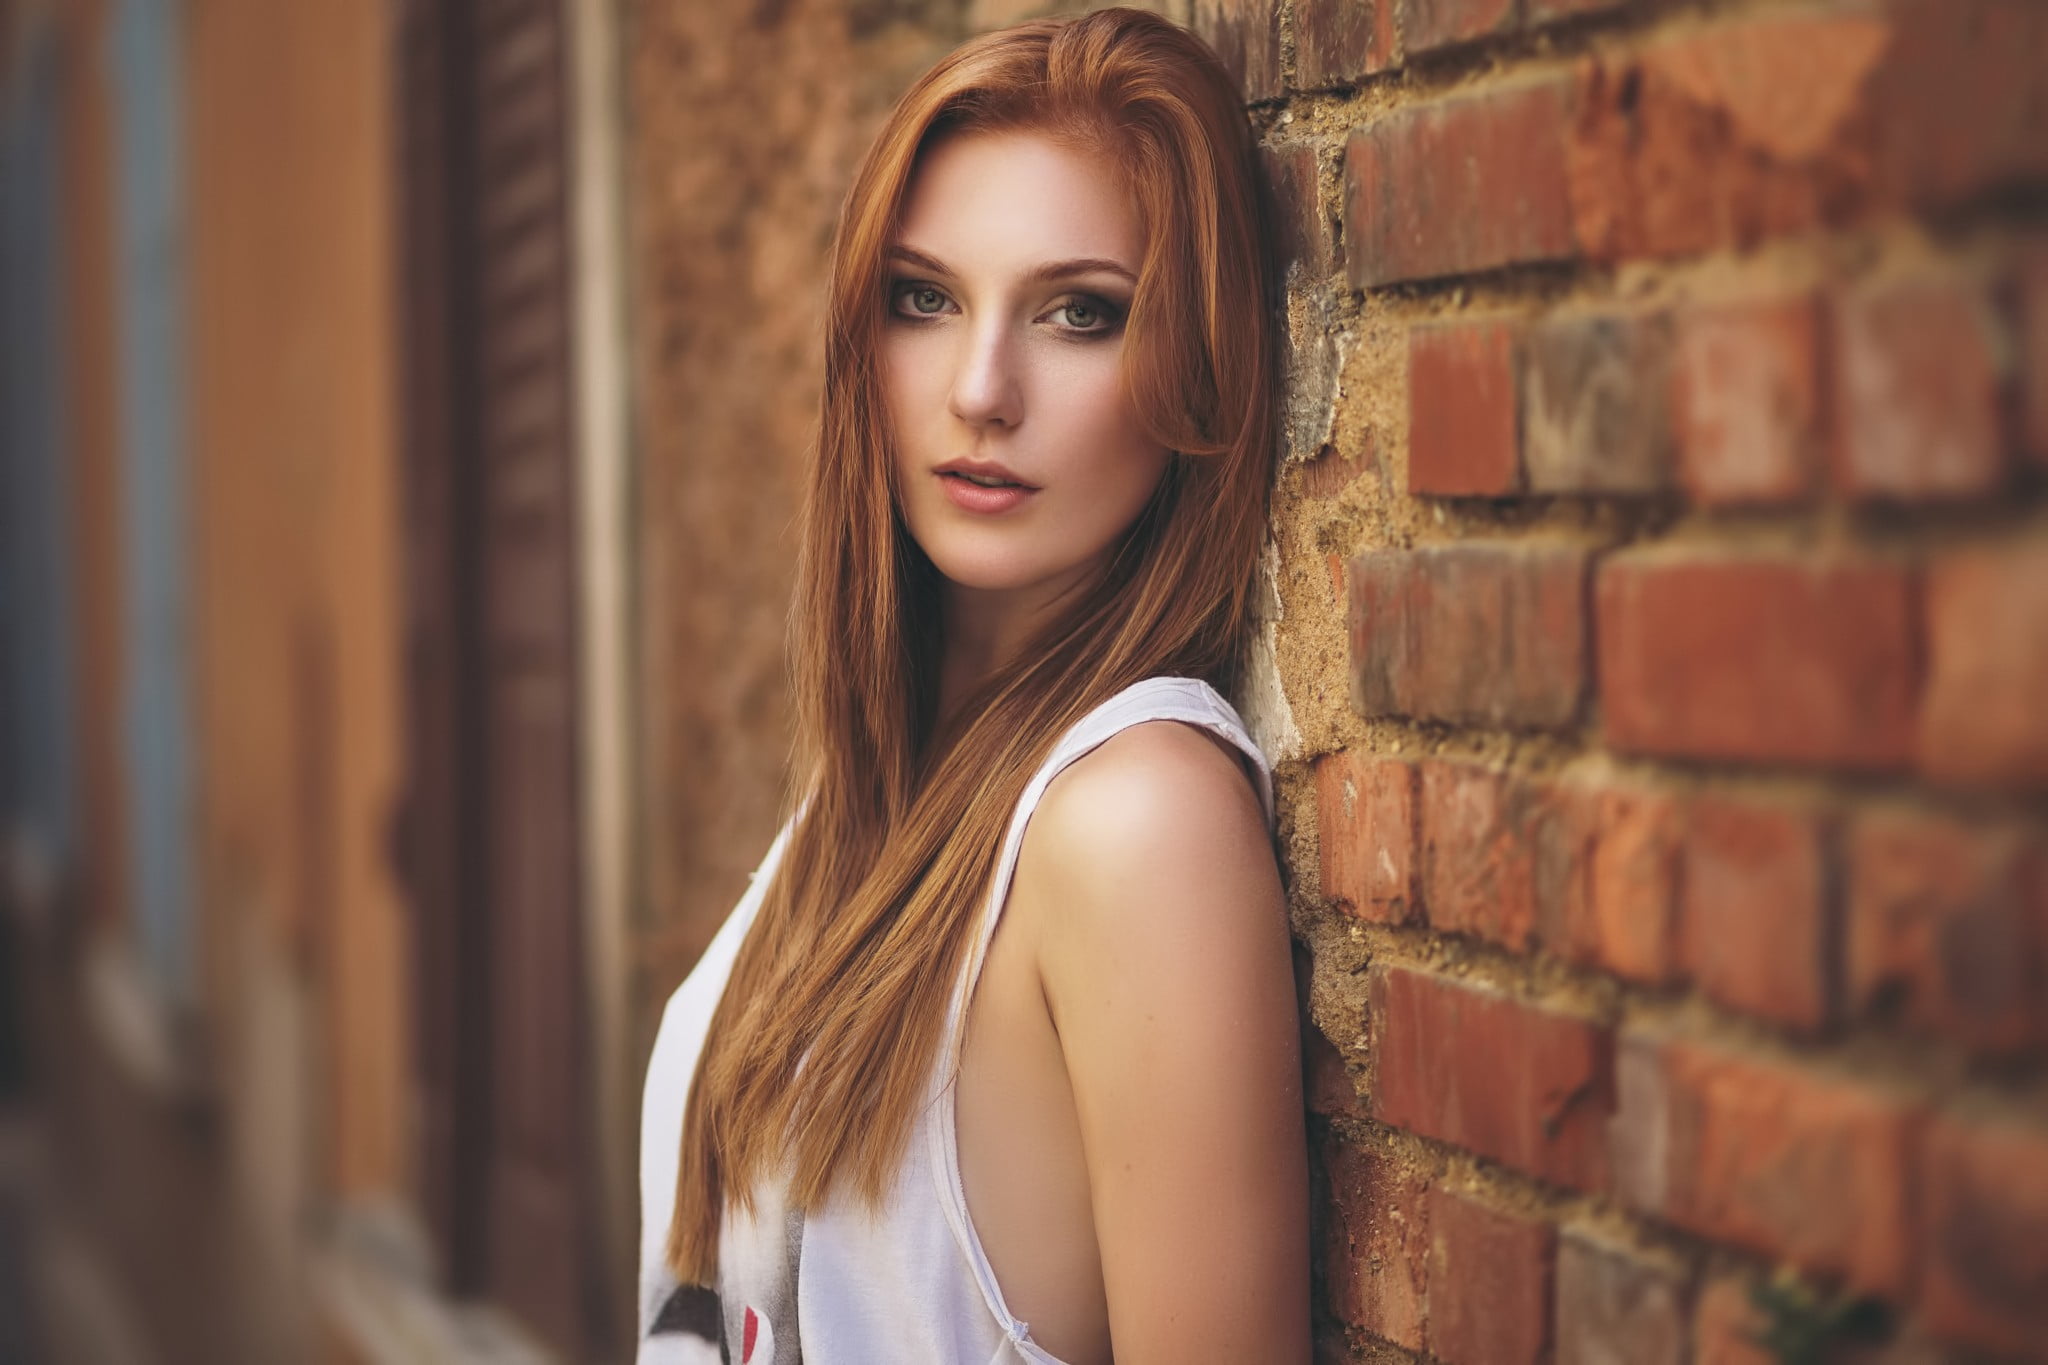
[933,675,1274,1094]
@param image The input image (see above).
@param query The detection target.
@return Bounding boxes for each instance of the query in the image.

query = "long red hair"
[667,5,1279,1283]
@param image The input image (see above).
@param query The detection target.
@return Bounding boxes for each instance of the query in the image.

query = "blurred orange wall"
[183,0,410,1202]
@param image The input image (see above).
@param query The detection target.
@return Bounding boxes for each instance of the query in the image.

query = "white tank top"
[635,675,1276,1365]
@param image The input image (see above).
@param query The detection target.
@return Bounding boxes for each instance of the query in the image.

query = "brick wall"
[1199,0,2048,1360]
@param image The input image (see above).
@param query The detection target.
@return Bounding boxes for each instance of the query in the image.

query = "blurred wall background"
[2,0,2045,1364]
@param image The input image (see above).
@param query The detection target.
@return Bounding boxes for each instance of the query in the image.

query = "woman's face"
[882,128,1169,609]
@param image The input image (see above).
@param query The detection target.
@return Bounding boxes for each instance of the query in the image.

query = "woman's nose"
[947,319,1023,429]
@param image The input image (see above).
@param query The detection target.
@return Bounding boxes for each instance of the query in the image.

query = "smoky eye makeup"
[1044,293,1126,336]
[884,276,1128,340]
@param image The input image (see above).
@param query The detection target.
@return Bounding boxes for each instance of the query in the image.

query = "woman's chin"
[923,548,1087,599]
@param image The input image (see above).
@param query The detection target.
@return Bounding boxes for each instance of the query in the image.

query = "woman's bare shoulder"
[1034,716,1267,850]
[1018,716,1280,961]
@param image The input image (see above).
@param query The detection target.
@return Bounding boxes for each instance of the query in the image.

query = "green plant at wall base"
[1745,1272,1894,1365]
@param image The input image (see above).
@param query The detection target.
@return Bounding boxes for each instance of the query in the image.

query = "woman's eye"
[894,283,950,317]
[1050,297,1119,333]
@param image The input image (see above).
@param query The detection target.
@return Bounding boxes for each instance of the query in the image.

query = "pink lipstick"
[932,457,1038,515]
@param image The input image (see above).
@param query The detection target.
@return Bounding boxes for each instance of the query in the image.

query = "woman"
[638,10,1308,1362]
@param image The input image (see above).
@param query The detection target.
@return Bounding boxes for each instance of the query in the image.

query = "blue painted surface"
[0,26,79,883]
[110,0,197,1002]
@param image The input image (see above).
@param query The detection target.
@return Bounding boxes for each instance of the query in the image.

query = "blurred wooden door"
[394,0,602,1356]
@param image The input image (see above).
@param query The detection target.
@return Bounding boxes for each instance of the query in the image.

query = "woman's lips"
[937,470,1037,514]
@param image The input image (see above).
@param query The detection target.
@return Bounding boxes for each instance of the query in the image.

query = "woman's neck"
[934,554,1106,730]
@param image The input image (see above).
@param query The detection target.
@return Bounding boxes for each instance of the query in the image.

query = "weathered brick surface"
[1190,0,1281,102]
[1546,783,1685,986]
[1847,810,2044,1051]
[1672,296,1822,507]
[1919,541,2048,789]
[1320,1135,1430,1349]
[1596,553,1918,770]
[1869,0,2048,212]
[1317,751,1418,925]
[1554,1229,1688,1365]
[1262,142,1333,278]
[1408,319,1521,497]
[1400,0,1514,58]
[1917,1111,2048,1356]
[1609,1031,1920,1294]
[1370,965,1613,1191]
[1426,1187,1555,1365]
[1350,544,1589,731]
[1522,312,1674,495]
[1564,14,1894,262]
[1526,0,1625,19]
[1295,0,1395,91]
[1681,797,1834,1034]
[2022,246,2048,465]
[1419,763,1545,951]
[1347,79,1577,288]
[1564,3,2048,266]
[1691,1276,1775,1365]
[1830,275,2009,502]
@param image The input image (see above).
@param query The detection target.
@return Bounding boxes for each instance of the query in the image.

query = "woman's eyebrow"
[887,243,1136,287]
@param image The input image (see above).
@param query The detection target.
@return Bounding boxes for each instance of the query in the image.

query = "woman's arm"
[1028,719,1311,1365]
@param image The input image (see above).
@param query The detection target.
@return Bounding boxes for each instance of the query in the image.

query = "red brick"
[1608,1031,1919,1295]
[1564,14,1894,263]
[1190,0,1281,102]
[1920,541,2048,789]
[1870,0,2048,213]
[1830,275,2009,502]
[1320,1135,1429,1349]
[1425,1187,1555,1365]
[1408,319,1521,497]
[1350,545,1589,731]
[1295,0,1395,90]
[1848,811,2044,1052]
[1533,782,1597,962]
[1528,0,1627,20]
[1672,296,1823,507]
[1297,445,1361,499]
[2022,247,2048,465]
[1522,313,1675,495]
[1369,964,1613,1191]
[1566,5,2048,264]
[1692,1276,1775,1365]
[1420,763,1543,951]
[1596,552,1919,771]
[1400,0,1513,57]
[1317,751,1418,925]
[1547,783,1684,986]
[1347,79,1576,288]
[1681,797,1834,1034]
[1261,142,1333,279]
[1918,1111,2048,1356]
[1555,1229,1688,1365]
